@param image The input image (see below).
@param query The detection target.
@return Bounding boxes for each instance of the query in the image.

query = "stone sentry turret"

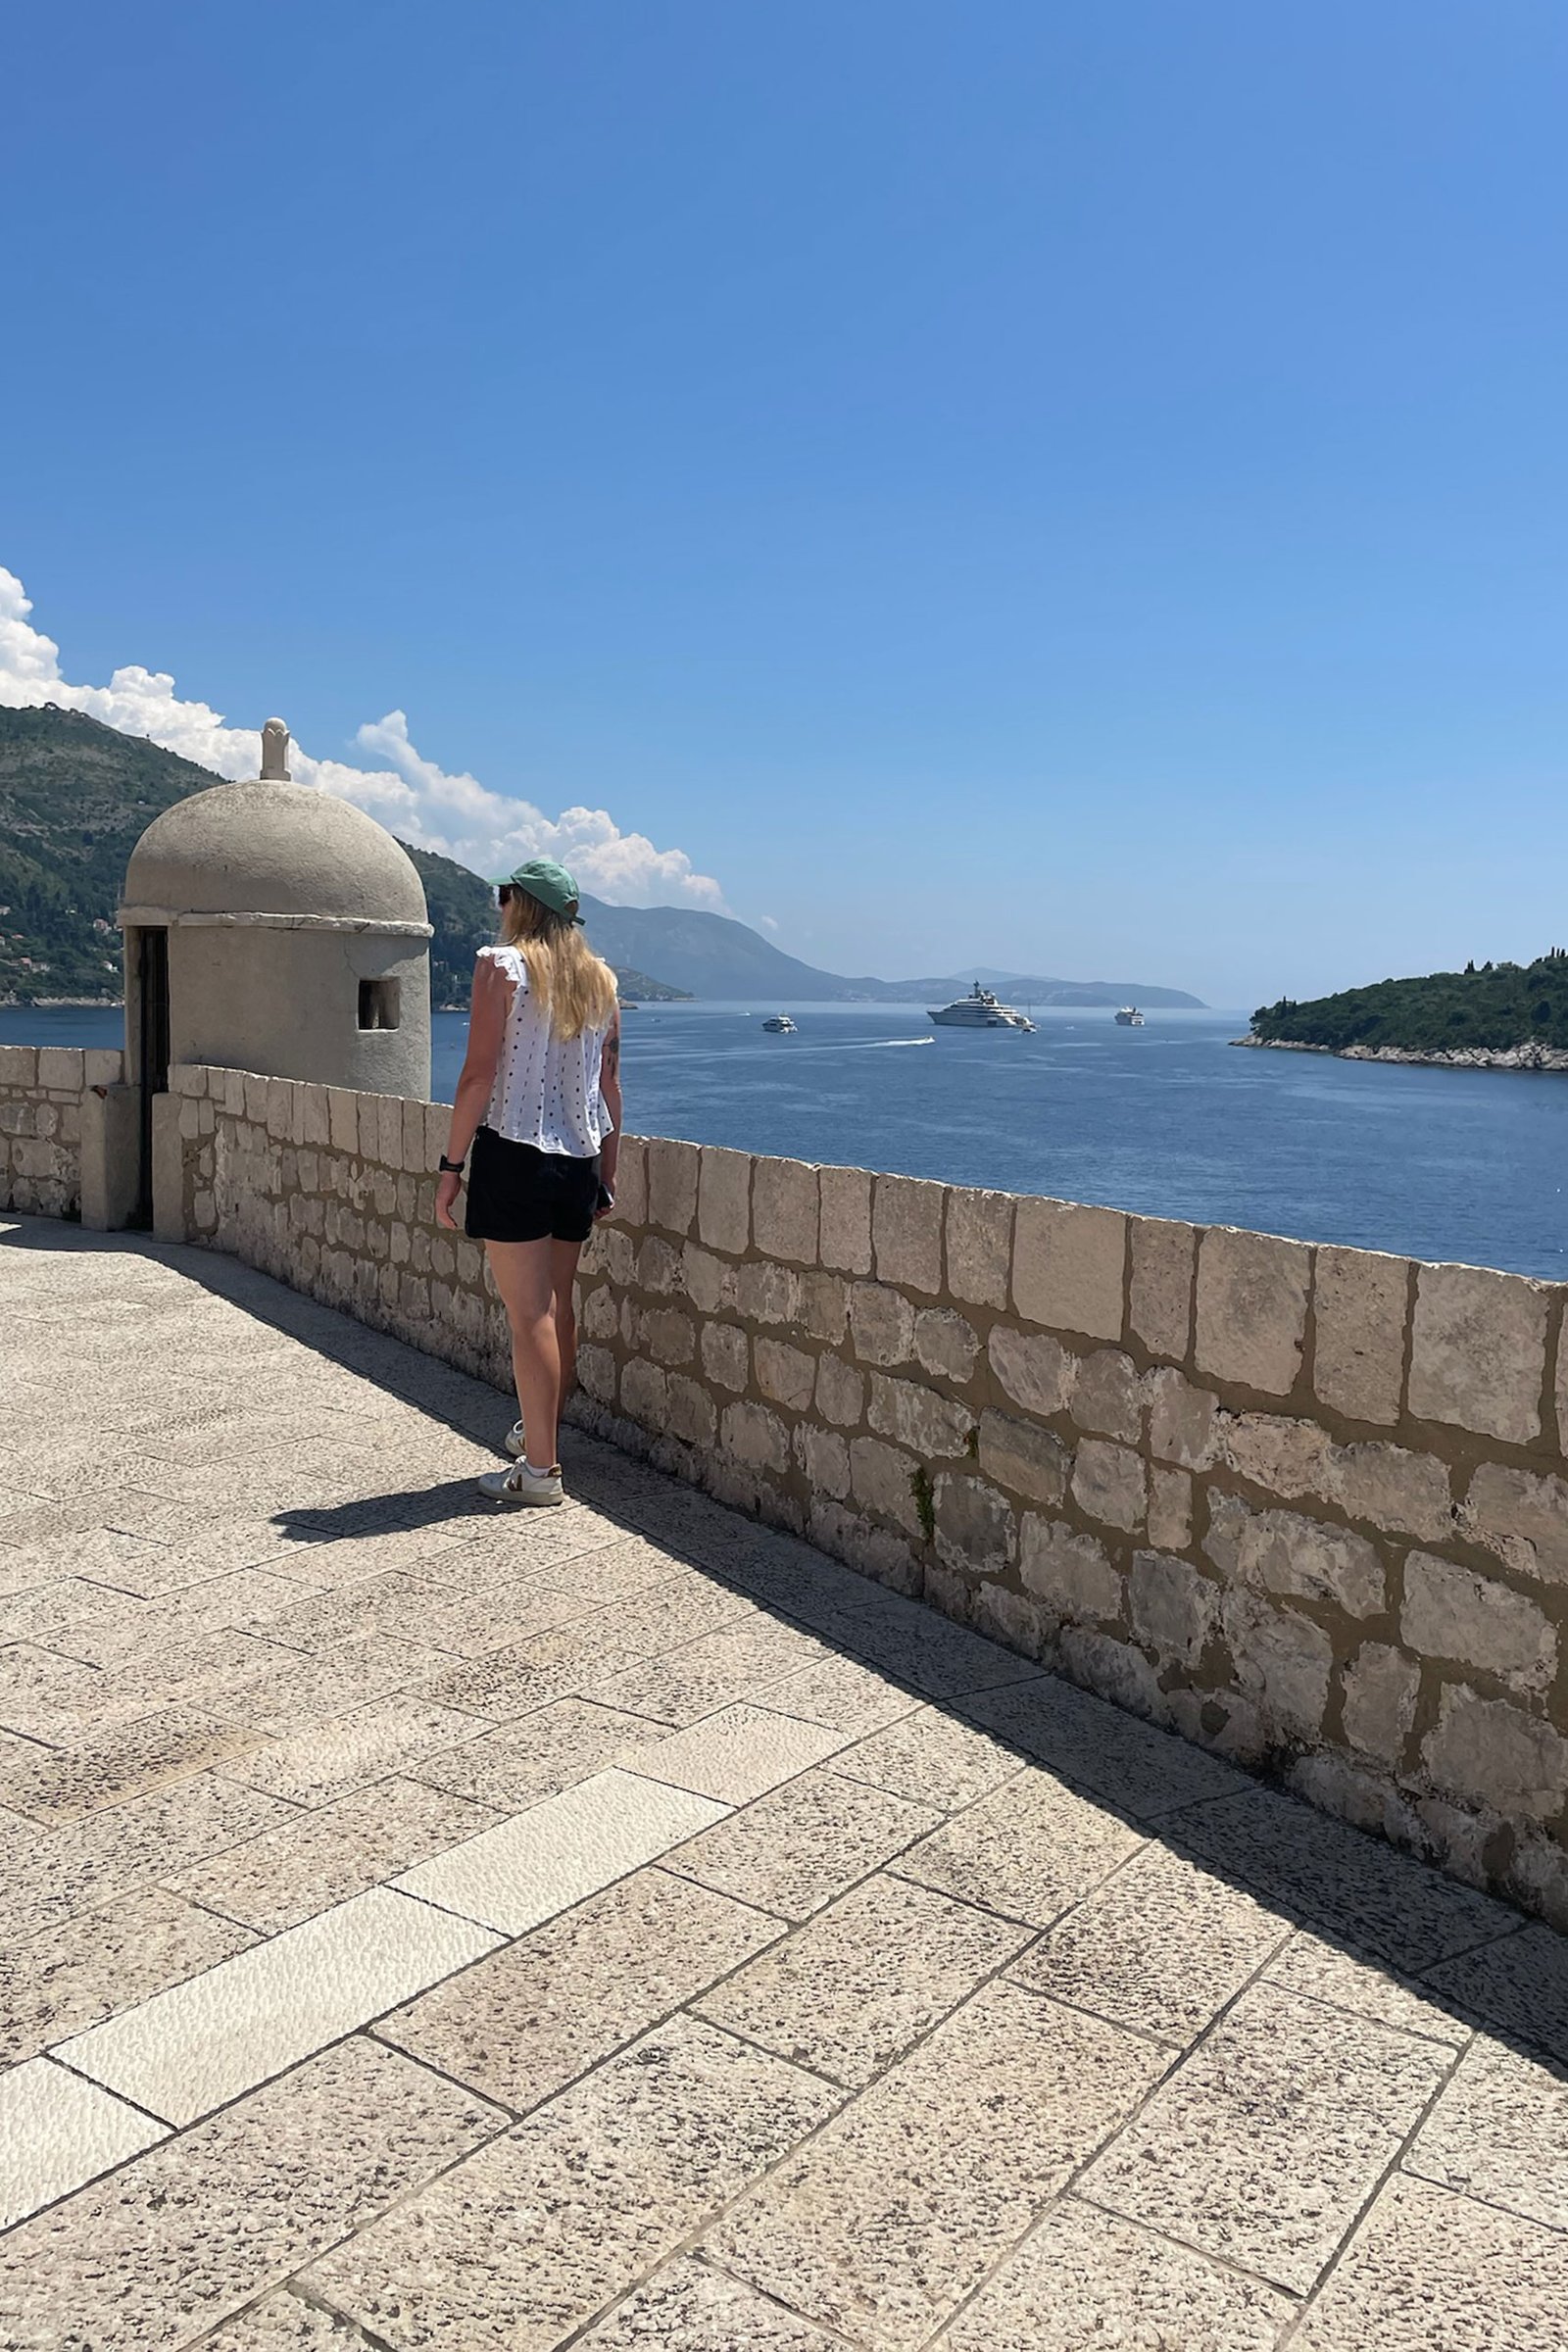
[119,715,433,1102]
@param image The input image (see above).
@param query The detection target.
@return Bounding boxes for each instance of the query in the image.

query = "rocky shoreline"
[1234,1034,1568,1073]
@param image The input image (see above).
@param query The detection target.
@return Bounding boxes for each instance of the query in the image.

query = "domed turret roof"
[123,779,428,927]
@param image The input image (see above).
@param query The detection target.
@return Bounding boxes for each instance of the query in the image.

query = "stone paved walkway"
[4,1216,1568,2349]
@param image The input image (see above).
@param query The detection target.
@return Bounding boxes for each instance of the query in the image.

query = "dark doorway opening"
[132,927,170,1229]
[358,978,401,1031]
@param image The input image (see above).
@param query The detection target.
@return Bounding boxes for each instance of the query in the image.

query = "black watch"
[438,1154,466,1175]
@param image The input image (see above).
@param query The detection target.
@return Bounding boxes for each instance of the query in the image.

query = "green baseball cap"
[490,857,582,920]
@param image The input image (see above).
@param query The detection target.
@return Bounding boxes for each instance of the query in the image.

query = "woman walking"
[434,858,620,1506]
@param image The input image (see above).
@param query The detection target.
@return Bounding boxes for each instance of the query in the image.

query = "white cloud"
[758,913,780,932]
[0,565,727,909]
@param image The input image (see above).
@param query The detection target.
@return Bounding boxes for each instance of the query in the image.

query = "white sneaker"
[477,1459,564,1507]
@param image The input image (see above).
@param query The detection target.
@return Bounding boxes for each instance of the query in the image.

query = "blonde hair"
[499,890,617,1039]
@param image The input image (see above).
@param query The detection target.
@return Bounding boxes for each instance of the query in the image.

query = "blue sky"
[3,2,1564,1005]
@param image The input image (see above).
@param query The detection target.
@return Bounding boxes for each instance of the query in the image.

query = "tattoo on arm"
[603,1029,620,1078]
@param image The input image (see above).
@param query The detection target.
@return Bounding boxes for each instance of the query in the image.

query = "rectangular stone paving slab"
[1007,1841,1291,2044]
[621,1702,852,1804]
[824,1702,1024,1812]
[375,1864,782,2112]
[1291,2173,1568,2351]
[392,1766,729,1936]
[695,1869,1032,2085]
[1,1882,258,2064]
[1406,2034,1568,2230]
[0,2036,508,2352]
[0,2054,166,2230]
[707,1981,1168,2348]
[893,1763,1146,1929]
[575,2254,846,2346]
[0,1701,268,1824]
[407,1694,671,1812]
[663,1764,943,1921]
[1263,1930,1473,2049]
[935,2194,1294,2349]
[1079,1982,1454,2292]
[56,1885,502,2125]
[957,1669,1250,1817]
[304,2017,840,2351]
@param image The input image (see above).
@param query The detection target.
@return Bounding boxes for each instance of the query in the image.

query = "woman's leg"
[551,1238,584,1408]
[485,1237,561,1469]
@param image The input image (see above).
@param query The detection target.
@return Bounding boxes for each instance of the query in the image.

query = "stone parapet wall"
[0,1043,123,1219]
[111,1062,1568,1925]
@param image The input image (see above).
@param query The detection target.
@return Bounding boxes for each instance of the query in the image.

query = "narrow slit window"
[358,978,401,1031]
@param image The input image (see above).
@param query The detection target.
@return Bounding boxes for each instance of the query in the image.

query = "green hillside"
[0,706,689,1006]
[1252,953,1568,1054]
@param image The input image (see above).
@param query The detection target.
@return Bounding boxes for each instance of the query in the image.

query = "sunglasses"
[497,885,514,906]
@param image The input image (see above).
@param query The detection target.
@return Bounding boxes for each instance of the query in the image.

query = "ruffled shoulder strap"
[477,943,528,990]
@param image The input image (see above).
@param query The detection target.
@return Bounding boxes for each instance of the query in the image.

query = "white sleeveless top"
[479,945,616,1157]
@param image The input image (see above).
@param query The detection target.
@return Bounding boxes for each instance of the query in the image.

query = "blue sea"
[7,1001,1566,1281]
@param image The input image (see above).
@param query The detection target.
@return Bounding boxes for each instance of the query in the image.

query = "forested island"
[1245,951,1568,1070]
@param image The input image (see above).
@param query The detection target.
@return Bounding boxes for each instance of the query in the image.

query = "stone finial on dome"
[260,717,291,781]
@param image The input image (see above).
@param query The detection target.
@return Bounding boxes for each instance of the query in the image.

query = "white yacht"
[1115,1006,1145,1027]
[761,1012,797,1033]
[928,983,1035,1033]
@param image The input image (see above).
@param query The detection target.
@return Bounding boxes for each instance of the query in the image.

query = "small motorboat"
[761,1013,797,1033]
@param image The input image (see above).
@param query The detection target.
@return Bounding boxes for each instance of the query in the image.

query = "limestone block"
[934,1474,1016,1578]
[913,1306,978,1383]
[1012,1197,1126,1342]
[1312,1244,1407,1425]
[646,1137,699,1236]
[1146,1367,1220,1468]
[1221,1412,1333,1497]
[797,1423,852,1500]
[0,1045,34,1085]
[1407,1261,1548,1445]
[244,1073,270,1125]
[849,1434,923,1534]
[1128,1214,1196,1362]
[1195,1227,1310,1396]
[1219,1591,1333,1742]
[178,1096,201,1141]
[1059,1627,1165,1719]
[1128,1550,1217,1663]
[615,1137,648,1224]
[715,1399,787,1475]
[681,1244,732,1316]
[1340,1642,1420,1765]
[977,1409,1069,1505]
[82,1047,122,1087]
[642,1306,696,1367]
[753,1155,820,1265]
[577,1344,617,1404]
[33,1102,58,1138]
[1465,1462,1568,1587]
[1019,1516,1122,1622]
[697,1146,751,1254]
[756,1337,817,1411]
[988,1325,1074,1418]
[1072,1348,1144,1442]
[263,1079,292,1142]
[1400,1551,1555,1693]
[701,1322,750,1393]
[819,1163,873,1275]
[800,1270,850,1344]
[637,1236,684,1296]
[219,1067,247,1117]
[849,1281,916,1367]
[867,1373,974,1458]
[970,1582,1052,1658]
[622,1357,669,1427]
[581,1283,618,1342]
[1559,1339,1568,1456]
[1330,1443,1454,1544]
[1070,1438,1147,1534]
[815,1353,865,1429]
[809,1496,918,1591]
[872,1172,945,1296]
[599,1228,636,1286]
[326,1088,358,1154]
[667,1374,718,1448]
[734,1258,801,1326]
[1229,1501,1385,1618]
[37,1045,84,1091]
[1148,1465,1194,1552]
[945,1186,1014,1308]
[1423,1685,1568,1821]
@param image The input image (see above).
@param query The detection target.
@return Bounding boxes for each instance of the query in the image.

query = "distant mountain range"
[0,706,1202,1008]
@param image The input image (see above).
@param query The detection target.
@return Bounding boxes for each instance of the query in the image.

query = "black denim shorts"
[464,1125,601,1245]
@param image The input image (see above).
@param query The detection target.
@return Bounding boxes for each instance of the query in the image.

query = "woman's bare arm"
[598,1009,622,1205]
[435,956,512,1227]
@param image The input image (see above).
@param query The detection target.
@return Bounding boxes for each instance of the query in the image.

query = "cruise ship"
[928,983,1036,1033]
